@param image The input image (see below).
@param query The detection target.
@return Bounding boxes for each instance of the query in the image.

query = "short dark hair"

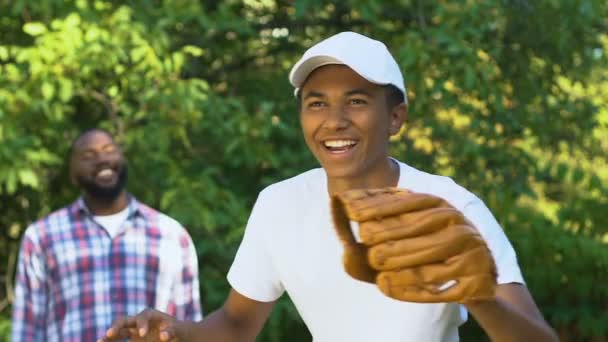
[384,84,405,109]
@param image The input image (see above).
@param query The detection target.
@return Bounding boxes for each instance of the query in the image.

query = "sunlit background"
[1,1,606,340]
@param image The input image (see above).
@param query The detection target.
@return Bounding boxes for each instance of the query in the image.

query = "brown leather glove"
[331,188,497,304]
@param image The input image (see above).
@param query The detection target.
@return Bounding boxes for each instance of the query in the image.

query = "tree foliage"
[0,0,607,340]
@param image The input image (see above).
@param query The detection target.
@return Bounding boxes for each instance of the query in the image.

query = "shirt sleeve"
[462,198,525,285]
[169,231,203,321]
[11,230,47,342]
[227,190,284,302]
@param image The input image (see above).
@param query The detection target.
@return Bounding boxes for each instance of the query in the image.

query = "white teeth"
[324,140,356,148]
[97,169,114,178]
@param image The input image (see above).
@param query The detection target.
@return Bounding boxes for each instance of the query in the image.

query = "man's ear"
[389,103,408,136]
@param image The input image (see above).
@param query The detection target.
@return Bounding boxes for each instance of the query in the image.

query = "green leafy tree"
[1,1,606,340]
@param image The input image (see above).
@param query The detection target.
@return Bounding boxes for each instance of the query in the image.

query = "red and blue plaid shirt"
[12,196,203,342]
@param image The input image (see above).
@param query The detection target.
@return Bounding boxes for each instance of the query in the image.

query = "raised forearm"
[466,298,558,342]
[176,308,256,342]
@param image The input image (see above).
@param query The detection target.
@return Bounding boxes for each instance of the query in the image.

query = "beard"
[77,165,128,201]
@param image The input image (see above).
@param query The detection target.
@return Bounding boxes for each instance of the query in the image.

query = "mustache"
[77,164,128,201]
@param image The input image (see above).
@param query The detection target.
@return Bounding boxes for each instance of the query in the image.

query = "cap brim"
[290,56,344,88]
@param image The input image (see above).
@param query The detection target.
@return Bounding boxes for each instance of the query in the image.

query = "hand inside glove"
[331,188,497,304]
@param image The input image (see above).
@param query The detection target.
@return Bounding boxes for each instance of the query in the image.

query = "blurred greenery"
[0,0,607,341]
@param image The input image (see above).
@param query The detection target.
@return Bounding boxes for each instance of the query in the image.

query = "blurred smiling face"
[70,130,127,200]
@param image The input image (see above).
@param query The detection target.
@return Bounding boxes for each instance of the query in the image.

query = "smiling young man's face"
[70,130,127,201]
[299,64,405,182]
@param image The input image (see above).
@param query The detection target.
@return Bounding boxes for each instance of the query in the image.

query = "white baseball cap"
[289,31,407,104]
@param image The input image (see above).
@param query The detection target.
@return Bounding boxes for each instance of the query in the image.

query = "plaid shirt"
[12,196,203,342]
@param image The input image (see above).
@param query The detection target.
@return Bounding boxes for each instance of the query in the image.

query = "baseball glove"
[331,188,497,304]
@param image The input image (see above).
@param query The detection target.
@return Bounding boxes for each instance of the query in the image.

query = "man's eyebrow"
[302,91,325,100]
[302,88,374,100]
[75,142,115,154]
[345,88,373,97]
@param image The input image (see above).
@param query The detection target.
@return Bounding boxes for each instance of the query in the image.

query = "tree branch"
[88,90,125,138]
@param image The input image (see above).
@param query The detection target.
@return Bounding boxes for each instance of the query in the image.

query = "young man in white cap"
[100,32,557,342]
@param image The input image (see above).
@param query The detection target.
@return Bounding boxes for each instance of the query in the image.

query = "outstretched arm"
[99,289,275,342]
[467,283,558,342]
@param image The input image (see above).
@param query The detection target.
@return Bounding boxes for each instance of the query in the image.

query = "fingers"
[374,247,497,303]
[376,282,462,303]
[376,246,495,285]
[376,273,496,303]
[98,309,178,342]
[367,224,484,270]
[359,207,465,245]
[159,326,179,342]
[135,312,151,337]
[136,309,179,339]
[99,316,138,341]
[345,191,448,222]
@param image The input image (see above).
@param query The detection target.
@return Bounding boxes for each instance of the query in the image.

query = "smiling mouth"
[323,139,358,153]
[95,168,115,181]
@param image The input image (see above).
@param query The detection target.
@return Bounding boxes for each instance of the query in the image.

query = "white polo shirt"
[227,160,524,341]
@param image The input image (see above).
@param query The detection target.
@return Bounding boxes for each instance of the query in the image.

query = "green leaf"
[59,79,74,102]
[0,46,9,61]
[41,82,55,100]
[23,22,47,36]
[182,45,204,57]
[18,169,39,188]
